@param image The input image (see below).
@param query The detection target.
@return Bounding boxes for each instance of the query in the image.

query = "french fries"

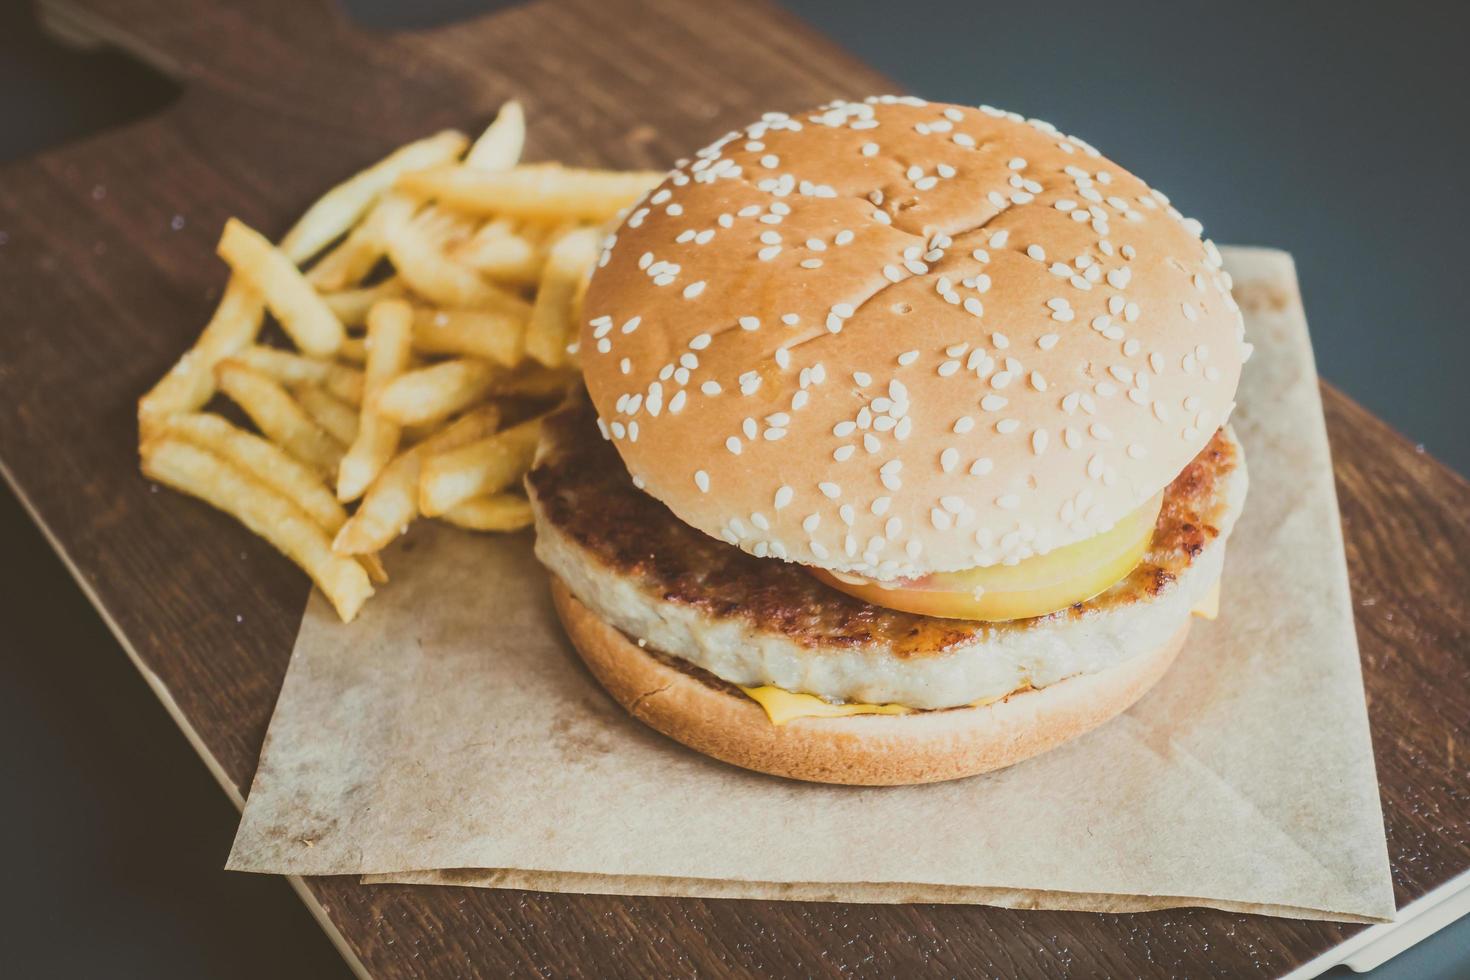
[156,412,349,533]
[232,345,365,404]
[280,129,468,265]
[373,358,499,426]
[321,277,407,327]
[419,417,543,516]
[215,361,344,476]
[450,219,544,284]
[138,277,264,438]
[218,219,346,357]
[412,307,524,365]
[139,102,636,622]
[306,192,420,291]
[397,163,663,223]
[332,405,502,555]
[463,99,525,171]
[141,438,373,622]
[525,226,602,367]
[338,300,413,501]
[386,210,525,309]
[296,386,361,445]
[440,493,533,532]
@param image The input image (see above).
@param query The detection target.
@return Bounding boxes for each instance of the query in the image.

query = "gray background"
[2,0,1465,976]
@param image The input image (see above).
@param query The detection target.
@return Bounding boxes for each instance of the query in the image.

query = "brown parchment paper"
[228,247,1395,922]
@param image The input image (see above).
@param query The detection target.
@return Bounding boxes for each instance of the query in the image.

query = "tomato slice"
[811,492,1163,621]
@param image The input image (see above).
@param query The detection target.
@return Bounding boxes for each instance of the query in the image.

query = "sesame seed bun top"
[579,96,1248,579]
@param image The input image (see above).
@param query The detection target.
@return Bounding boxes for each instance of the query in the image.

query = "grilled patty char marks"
[528,396,1239,660]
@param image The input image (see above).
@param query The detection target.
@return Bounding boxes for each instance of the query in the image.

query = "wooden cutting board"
[2,0,1466,976]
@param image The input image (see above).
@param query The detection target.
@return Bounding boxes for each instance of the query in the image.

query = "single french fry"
[463,100,525,171]
[449,220,544,284]
[373,358,498,426]
[141,438,373,622]
[439,493,533,532]
[358,552,389,585]
[296,386,361,445]
[385,211,524,310]
[397,163,663,223]
[419,417,542,516]
[279,129,468,265]
[306,192,420,291]
[138,276,265,437]
[320,277,407,328]
[331,405,502,555]
[156,412,347,533]
[218,218,345,357]
[411,307,524,365]
[338,300,413,501]
[215,361,344,476]
[233,345,364,404]
[524,225,602,367]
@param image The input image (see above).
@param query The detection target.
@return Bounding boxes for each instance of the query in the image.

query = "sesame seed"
[981,394,1007,411]
[819,481,841,499]
[682,281,706,299]
[801,512,820,533]
[833,445,855,461]
[725,436,742,455]
[969,458,993,476]
[701,381,722,395]
[782,313,800,325]
[996,418,1020,433]
[1032,429,1049,455]
[1038,333,1059,351]
[941,448,959,471]
[1027,244,1046,261]
[694,470,710,492]
[758,245,781,261]
[800,258,824,269]
[898,350,919,366]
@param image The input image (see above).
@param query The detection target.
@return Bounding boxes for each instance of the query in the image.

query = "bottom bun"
[551,577,1191,786]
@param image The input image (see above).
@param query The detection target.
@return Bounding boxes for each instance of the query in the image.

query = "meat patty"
[528,395,1248,709]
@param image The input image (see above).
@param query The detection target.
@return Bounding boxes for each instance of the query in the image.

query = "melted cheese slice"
[739,685,910,725]
[740,687,1014,725]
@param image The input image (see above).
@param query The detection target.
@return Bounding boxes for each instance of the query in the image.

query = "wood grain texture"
[1,0,1466,976]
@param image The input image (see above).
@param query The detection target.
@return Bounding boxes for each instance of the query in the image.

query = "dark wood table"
[3,0,1466,975]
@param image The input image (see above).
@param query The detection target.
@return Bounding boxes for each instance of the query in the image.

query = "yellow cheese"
[740,685,910,725]
[1191,580,1221,620]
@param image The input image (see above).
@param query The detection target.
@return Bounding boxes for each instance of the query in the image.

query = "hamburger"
[527,96,1249,785]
